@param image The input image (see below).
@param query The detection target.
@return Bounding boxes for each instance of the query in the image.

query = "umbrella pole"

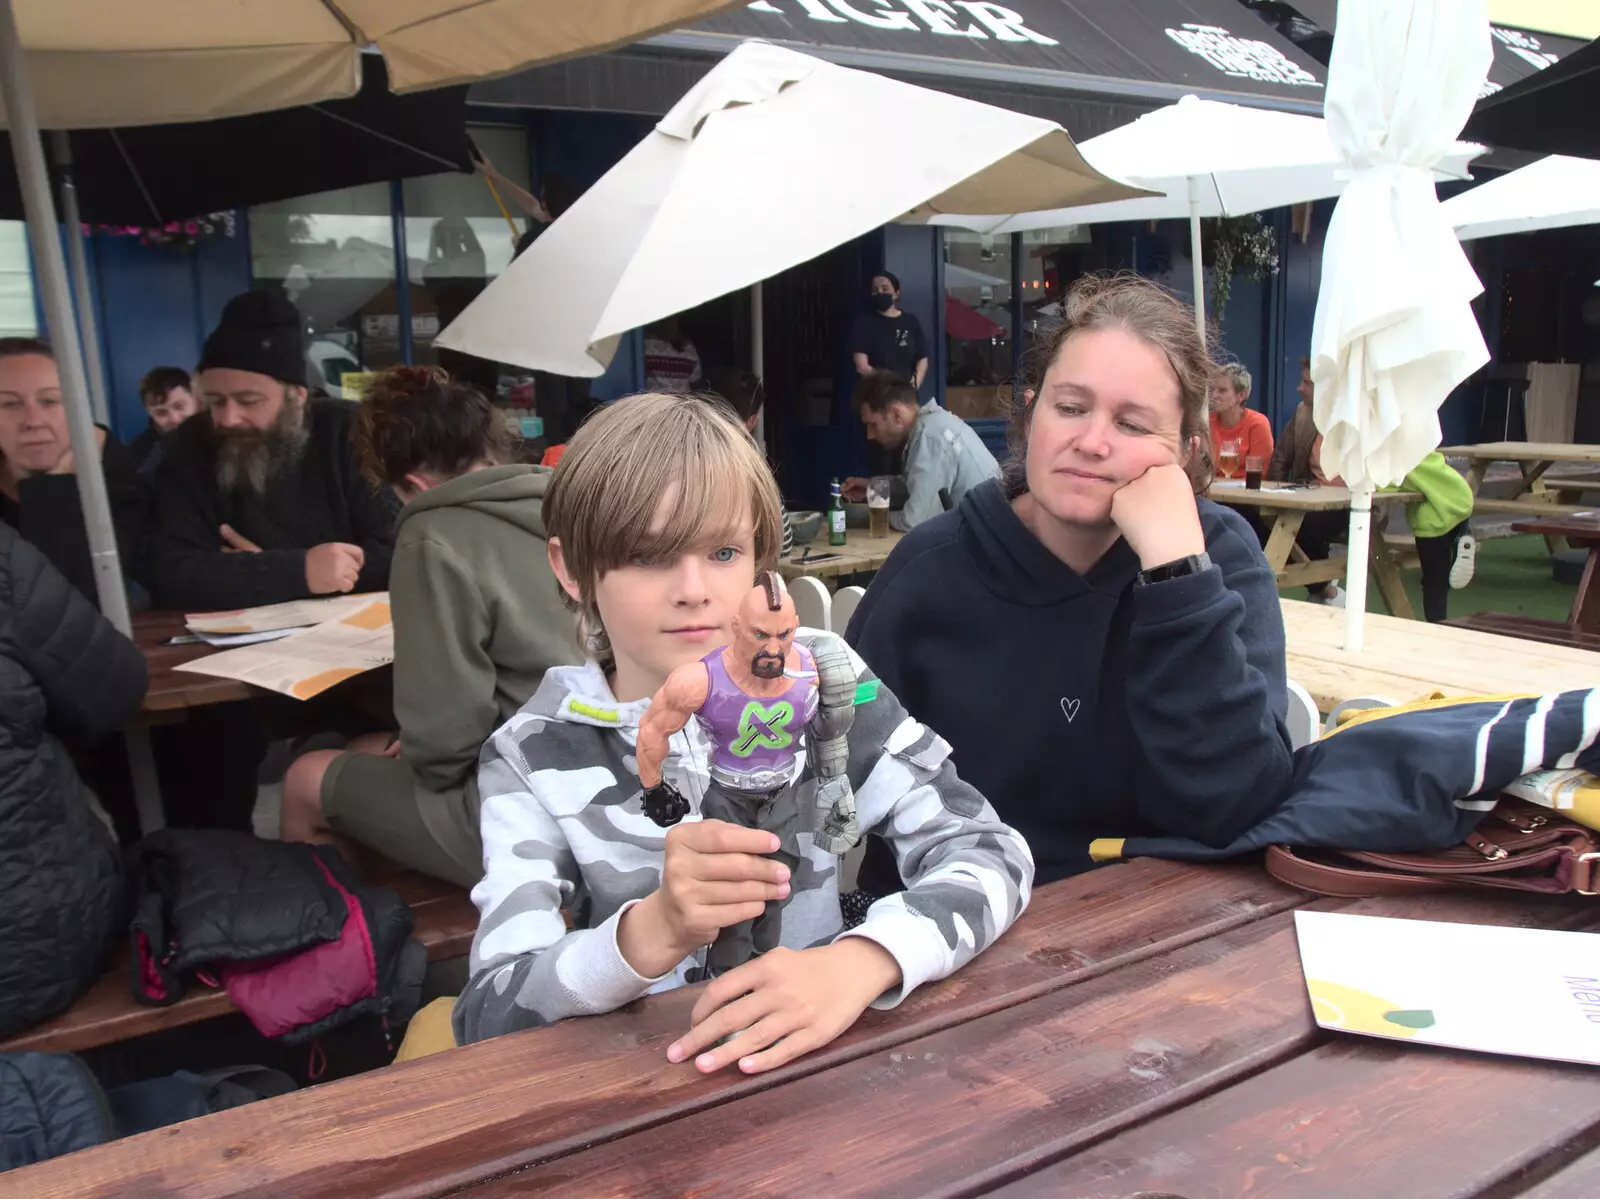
[1343,484,1372,653]
[1187,175,1206,343]
[51,132,112,426]
[0,0,130,634]
[751,280,765,446]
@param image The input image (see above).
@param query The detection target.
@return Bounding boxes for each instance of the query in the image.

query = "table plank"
[994,1040,1600,1199]
[1207,483,1421,513]
[134,611,254,713]
[1281,599,1600,711]
[6,861,1305,1199]
[457,893,1599,1199]
[1441,443,1600,465]
[1517,1146,1600,1198]
[779,530,903,583]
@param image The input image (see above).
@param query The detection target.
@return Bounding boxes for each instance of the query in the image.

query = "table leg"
[1261,512,1305,576]
[1369,537,1414,620]
[1520,461,1569,554]
[1574,547,1599,634]
[125,726,166,835]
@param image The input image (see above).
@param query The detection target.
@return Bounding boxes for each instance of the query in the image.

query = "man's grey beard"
[216,399,310,496]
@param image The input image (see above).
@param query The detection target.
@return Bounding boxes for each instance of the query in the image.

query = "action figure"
[635,570,859,973]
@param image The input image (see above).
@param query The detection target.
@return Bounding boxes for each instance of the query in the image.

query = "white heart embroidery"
[1060,698,1080,723]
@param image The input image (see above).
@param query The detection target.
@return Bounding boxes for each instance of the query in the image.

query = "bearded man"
[148,290,399,610]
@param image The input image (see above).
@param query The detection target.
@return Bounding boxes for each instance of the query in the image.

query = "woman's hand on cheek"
[1110,462,1206,570]
[666,939,902,1075]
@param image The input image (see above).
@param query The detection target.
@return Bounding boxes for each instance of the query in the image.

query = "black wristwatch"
[1136,551,1212,587]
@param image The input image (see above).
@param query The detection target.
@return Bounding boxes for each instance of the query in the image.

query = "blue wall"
[35,221,251,441]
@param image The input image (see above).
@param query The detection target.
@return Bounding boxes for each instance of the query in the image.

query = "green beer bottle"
[828,478,847,546]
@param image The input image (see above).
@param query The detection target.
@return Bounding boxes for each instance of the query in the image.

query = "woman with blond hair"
[848,274,1294,888]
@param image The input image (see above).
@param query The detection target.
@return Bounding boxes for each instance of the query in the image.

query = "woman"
[847,274,1293,887]
[1,523,146,1038]
[280,367,582,887]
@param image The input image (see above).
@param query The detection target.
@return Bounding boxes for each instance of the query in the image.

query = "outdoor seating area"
[4,2,1600,1196]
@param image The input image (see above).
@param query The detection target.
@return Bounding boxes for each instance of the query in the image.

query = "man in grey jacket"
[844,372,1000,530]
[280,367,581,887]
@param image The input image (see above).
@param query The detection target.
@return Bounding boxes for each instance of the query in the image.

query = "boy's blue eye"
[711,546,739,563]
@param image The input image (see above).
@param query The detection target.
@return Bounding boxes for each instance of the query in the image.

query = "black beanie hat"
[198,289,307,388]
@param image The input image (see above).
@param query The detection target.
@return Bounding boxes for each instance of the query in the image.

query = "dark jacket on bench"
[0,524,146,1040]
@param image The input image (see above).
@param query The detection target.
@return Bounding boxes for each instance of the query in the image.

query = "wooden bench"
[1445,611,1600,652]
[0,872,477,1055]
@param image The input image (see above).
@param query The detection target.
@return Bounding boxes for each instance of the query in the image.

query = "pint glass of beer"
[1217,439,1241,480]
[867,476,892,537]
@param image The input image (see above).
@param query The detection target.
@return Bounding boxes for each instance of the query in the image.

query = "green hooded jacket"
[390,464,582,813]
[1388,451,1474,540]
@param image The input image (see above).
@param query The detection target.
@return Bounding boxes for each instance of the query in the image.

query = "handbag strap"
[1265,845,1462,897]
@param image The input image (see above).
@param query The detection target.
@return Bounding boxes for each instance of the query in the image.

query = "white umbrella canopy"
[1444,154,1600,241]
[1309,0,1493,650]
[929,96,1483,235]
[435,40,1150,377]
[1,0,749,128]
[929,94,1482,336]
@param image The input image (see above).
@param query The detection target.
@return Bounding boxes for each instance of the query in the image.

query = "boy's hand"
[667,939,902,1075]
[617,821,791,978]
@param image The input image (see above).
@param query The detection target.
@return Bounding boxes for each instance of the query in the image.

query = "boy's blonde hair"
[544,392,785,662]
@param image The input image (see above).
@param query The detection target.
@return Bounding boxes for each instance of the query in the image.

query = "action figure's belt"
[709,764,797,792]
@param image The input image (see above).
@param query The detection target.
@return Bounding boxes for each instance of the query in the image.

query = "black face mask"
[871,293,895,313]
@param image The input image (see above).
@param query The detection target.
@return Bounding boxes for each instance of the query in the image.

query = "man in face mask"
[847,272,929,390]
[146,289,400,610]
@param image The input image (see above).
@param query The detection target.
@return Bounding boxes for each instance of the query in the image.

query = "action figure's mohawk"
[757,569,787,612]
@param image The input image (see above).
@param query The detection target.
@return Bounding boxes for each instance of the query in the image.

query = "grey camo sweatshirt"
[453,633,1034,1044]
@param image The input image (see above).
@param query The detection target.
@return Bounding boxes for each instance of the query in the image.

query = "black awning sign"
[726,2,1324,97]
[1165,23,1319,89]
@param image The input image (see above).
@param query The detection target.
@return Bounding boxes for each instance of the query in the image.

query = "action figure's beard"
[216,400,310,496]
[750,652,785,679]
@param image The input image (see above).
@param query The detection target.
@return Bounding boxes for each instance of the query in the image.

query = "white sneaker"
[1449,533,1477,590]
[1322,583,1346,608]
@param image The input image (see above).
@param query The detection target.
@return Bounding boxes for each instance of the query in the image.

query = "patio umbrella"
[1309,0,1493,651]
[434,40,1150,377]
[1442,154,1600,240]
[0,1,750,129]
[930,96,1483,339]
[945,295,1007,342]
[1463,35,1600,159]
[0,0,747,633]
[0,57,475,224]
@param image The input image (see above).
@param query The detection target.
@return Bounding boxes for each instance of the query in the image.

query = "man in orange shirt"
[1208,364,1273,478]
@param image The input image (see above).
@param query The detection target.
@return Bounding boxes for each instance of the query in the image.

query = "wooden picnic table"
[15,857,1600,1198]
[1512,511,1600,634]
[779,529,904,585]
[1441,442,1600,542]
[1281,597,1600,712]
[1209,482,1422,618]
[134,609,254,714]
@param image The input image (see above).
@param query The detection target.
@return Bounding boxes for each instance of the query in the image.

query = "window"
[943,230,1014,419]
[0,222,38,339]
[249,182,396,397]
[404,125,533,391]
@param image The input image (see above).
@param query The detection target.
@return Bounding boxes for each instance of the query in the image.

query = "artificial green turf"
[1278,534,1579,621]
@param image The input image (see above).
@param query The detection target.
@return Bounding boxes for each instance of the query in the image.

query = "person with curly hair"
[279,366,581,886]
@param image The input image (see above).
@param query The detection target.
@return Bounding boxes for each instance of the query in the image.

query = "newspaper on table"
[1294,910,1600,1067]
[184,593,385,637]
[174,599,393,700]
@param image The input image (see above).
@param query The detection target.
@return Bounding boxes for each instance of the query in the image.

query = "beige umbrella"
[0,0,744,834]
[1,1,746,128]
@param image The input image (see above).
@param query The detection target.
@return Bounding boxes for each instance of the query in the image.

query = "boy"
[455,392,1033,1075]
[129,366,199,475]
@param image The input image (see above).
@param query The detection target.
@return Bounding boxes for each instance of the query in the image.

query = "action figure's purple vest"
[700,645,818,790]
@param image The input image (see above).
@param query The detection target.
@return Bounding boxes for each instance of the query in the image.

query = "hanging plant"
[1201,213,1280,314]
[87,211,238,250]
